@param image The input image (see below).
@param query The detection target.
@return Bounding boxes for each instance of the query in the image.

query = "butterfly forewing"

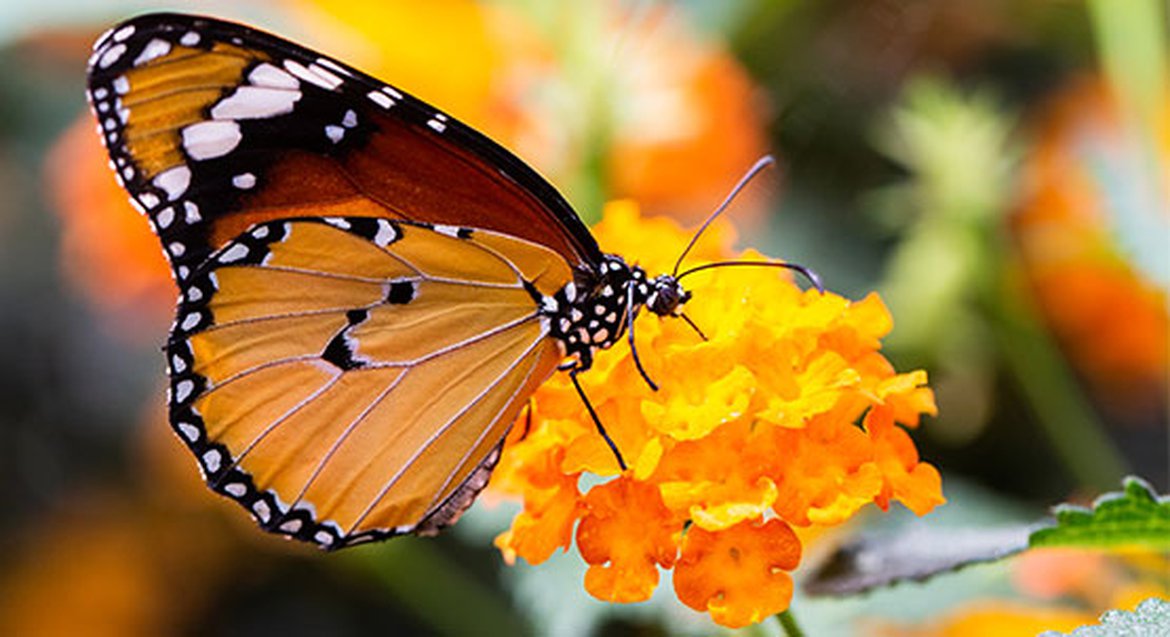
[168,218,568,547]
[87,12,602,285]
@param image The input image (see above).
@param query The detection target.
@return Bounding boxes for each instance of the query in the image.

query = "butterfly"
[87,13,815,550]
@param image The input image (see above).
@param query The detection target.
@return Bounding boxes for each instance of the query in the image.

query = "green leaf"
[1039,597,1170,637]
[1029,476,1170,549]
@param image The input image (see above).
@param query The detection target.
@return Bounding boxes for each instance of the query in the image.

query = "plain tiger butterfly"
[86,13,817,549]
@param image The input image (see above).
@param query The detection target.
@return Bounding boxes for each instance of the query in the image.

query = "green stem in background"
[777,608,805,637]
[1087,0,1167,135]
[992,287,1129,491]
[342,539,530,637]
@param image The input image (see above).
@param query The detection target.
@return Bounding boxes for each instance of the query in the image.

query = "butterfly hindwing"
[166,217,569,547]
[87,12,602,285]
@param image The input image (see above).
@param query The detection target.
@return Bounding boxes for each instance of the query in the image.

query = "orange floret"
[673,519,801,629]
[576,479,679,602]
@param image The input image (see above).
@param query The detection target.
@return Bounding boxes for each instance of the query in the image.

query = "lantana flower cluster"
[489,202,944,628]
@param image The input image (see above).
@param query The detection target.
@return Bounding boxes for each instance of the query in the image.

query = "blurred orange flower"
[291,0,769,221]
[873,548,1169,636]
[490,201,944,628]
[46,113,172,333]
[871,602,1094,637]
[1013,78,1169,415]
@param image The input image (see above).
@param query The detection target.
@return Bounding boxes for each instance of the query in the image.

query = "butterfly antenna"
[626,283,659,391]
[672,155,777,277]
[569,367,628,471]
[677,259,825,293]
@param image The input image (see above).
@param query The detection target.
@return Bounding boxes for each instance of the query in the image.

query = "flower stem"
[777,609,805,637]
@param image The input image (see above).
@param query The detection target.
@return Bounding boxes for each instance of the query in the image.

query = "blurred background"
[0,1,1165,635]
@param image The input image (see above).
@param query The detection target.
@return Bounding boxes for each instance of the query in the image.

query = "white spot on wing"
[367,91,393,109]
[177,422,200,442]
[342,109,357,128]
[219,244,250,263]
[154,206,174,229]
[184,201,201,223]
[315,57,352,77]
[180,31,200,47]
[112,76,130,94]
[233,172,256,189]
[324,124,344,143]
[433,224,460,237]
[248,63,299,89]
[180,312,201,331]
[225,483,246,497]
[308,63,344,88]
[112,25,135,42]
[98,43,127,68]
[182,120,242,160]
[175,379,195,403]
[153,166,191,201]
[280,519,302,533]
[283,59,342,90]
[201,449,221,473]
[373,219,397,247]
[253,500,271,522]
[133,38,171,66]
[212,86,301,120]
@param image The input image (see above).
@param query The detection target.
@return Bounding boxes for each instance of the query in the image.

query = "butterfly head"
[644,273,690,317]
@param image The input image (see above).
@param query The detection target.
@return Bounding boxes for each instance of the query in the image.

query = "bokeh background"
[0,1,1166,635]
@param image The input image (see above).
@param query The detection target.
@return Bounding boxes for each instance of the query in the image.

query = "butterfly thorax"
[543,254,688,371]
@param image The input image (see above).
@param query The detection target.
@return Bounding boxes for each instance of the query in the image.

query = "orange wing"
[87,13,602,285]
[167,217,570,547]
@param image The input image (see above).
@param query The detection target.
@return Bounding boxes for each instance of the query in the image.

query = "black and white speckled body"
[542,254,688,371]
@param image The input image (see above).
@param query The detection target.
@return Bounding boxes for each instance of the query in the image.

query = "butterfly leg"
[626,282,659,392]
[679,312,709,342]
[568,365,628,472]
